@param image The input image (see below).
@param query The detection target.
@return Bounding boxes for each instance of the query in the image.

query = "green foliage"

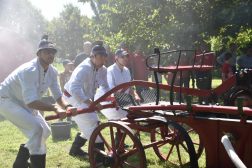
[45,3,92,61]
[78,0,252,60]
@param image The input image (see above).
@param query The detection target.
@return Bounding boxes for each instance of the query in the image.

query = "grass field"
[0,65,223,167]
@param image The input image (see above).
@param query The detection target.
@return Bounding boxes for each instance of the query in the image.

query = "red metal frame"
[45,72,252,167]
[149,65,216,72]
[124,110,252,168]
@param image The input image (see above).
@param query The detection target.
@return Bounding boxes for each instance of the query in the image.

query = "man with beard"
[63,42,110,163]
[0,37,78,168]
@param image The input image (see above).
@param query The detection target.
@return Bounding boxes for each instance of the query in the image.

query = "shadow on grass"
[52,137,72,142]
[71,155,90,162]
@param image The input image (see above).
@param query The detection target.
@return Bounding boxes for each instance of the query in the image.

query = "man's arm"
[27,100,67,120]
[130,61,135,80]
[59,73,64,92]
[222,73,226,82]
[237,56,243,67]
[73,55,80,68]
[217,52,226,65]
[129,87,141,102]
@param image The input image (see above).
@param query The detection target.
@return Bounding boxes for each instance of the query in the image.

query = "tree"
[45,3,92,61]
[0,0,46,53]
[79,0,252,58]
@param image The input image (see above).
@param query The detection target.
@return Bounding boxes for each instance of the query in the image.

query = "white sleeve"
[99,68,110,93]
[107,69,116,89]
[18,67,38,104]
[69,67,89,104]
[50,69,63,101]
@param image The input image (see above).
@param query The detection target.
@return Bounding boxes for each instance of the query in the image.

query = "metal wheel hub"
[103,151,120,167]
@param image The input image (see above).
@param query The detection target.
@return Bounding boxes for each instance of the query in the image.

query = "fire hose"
[221,133,246,168]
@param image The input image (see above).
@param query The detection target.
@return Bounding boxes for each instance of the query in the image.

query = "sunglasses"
[120,55,129,59]
[43,49,57,55]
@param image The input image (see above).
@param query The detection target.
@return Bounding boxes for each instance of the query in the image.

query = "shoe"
[58,119,63,122]
[115,133,131,149]
[69,133,88,157]
[13,144,31,168]
[94,142,104,164]
[30,154,46,168]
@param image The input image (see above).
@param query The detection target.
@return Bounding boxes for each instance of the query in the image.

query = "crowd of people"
[0,35,252,168]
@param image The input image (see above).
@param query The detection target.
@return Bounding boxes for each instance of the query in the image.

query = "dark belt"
[64,89,71,97]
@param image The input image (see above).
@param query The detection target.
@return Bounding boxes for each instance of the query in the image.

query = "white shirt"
[107,63,131,94]
[65,58,110,104]
[0,58,62,114]
[151,64,162,83]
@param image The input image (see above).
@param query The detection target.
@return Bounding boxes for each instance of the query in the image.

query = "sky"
[29,0,94,21]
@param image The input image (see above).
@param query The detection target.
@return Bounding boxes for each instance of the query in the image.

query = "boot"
[69,133,88,157]
[94,142,105,164]
[13,144,31,168]
[30,154,46,168]
[115,133,131,149]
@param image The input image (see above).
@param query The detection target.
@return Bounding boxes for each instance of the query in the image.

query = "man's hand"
[66,106,78,116]
[95,103,103,112]
[135,93,141,102]
[55,107,67,120]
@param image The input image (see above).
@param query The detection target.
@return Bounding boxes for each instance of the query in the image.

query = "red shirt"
[191,51,215,64]
[165,72,179,85]
[132,54,150,80]
[125,49,134,69]
[105,53,114,67]
[222,63,233,82]
[179,59,190,78]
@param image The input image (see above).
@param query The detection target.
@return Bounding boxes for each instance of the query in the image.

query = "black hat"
[63,59,73,66]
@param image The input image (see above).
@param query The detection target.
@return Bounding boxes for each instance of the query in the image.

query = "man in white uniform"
[0,37,78,168]
[95,48,140,148]
[63,42,110,163]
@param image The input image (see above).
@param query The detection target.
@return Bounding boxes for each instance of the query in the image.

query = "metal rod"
[154,71,159,105]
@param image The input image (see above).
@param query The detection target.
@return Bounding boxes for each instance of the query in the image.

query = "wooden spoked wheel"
[89,121,147,168]
[151,121,203,166]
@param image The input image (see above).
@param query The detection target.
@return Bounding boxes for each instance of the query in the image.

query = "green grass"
[0,64,222,167]
[0,113,207,168]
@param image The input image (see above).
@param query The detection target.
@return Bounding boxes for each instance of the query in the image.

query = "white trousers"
[94,92,127,120]
[99,101,127,120]
[65,96,102,143]
[0,97,51,155]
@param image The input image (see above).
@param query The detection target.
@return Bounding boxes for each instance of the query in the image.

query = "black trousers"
[135,85,150,103]
[181,77,189,100]
[195,70,212,103]
[231,66,236,74]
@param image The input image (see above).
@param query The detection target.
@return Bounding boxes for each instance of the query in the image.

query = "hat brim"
[37,46,57,52]
[37,47,57,56]
[116,51,129,59]
[90,52,108,57]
